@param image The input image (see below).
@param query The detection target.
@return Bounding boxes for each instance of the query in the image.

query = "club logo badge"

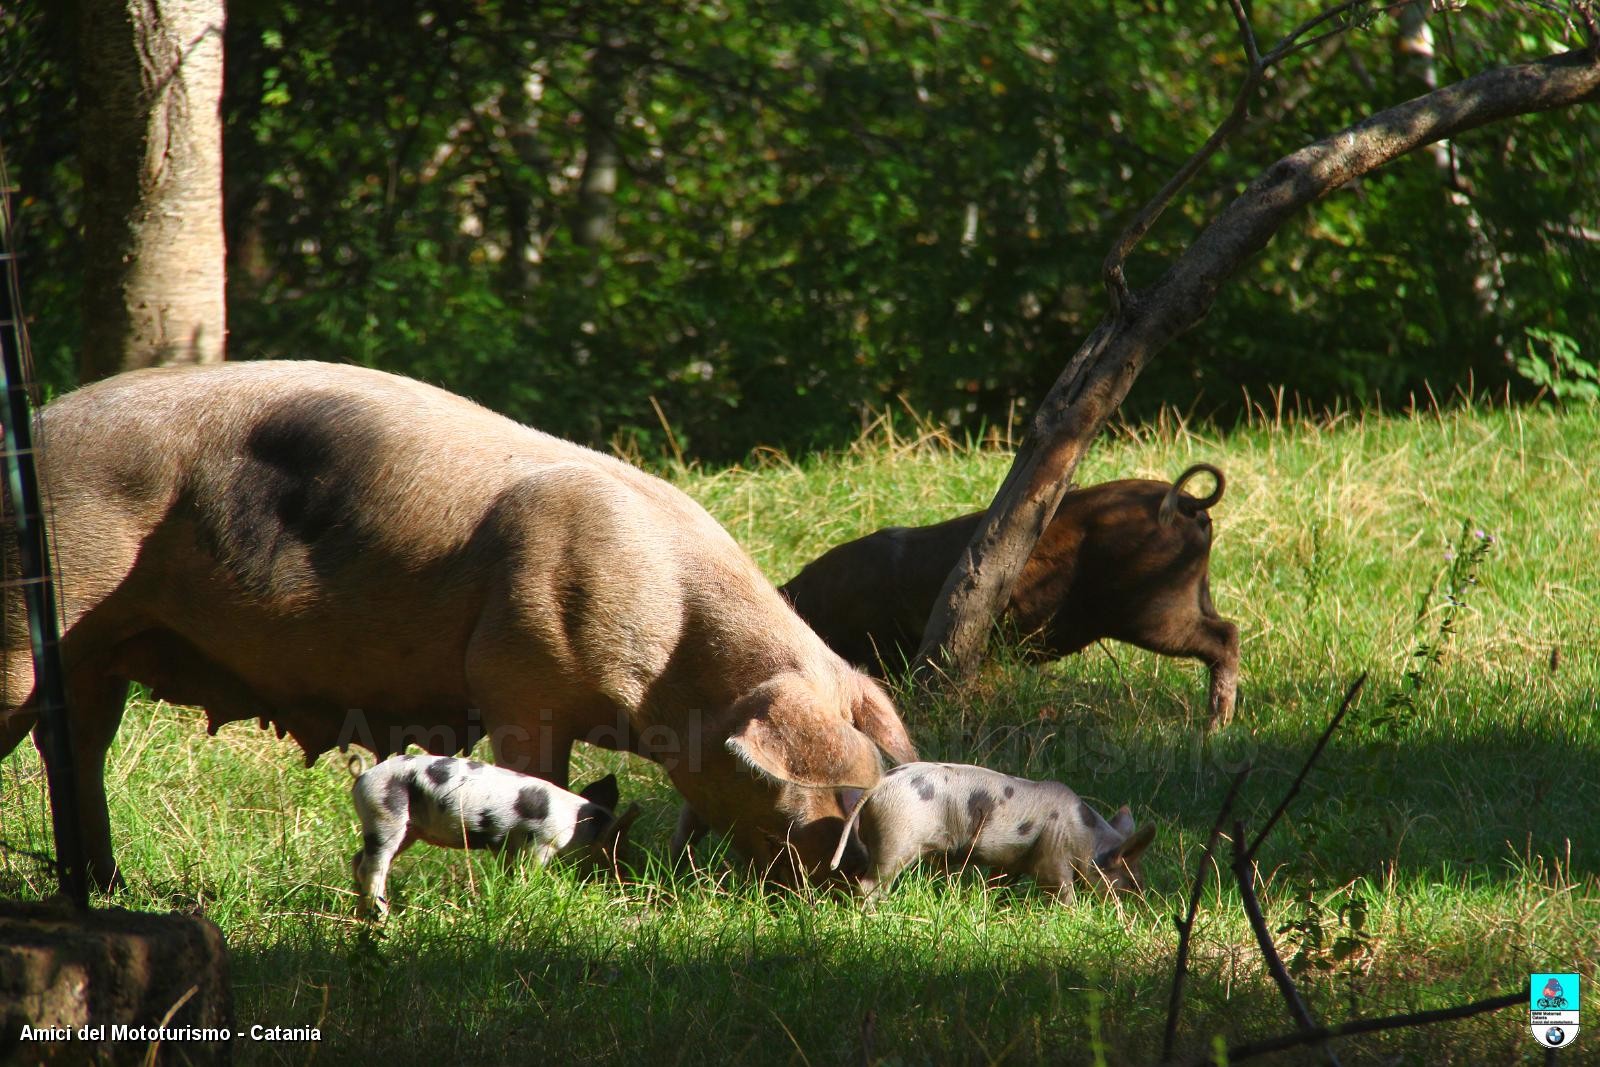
[1530,973,1580,1049]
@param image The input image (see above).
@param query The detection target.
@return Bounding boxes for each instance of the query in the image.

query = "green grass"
[3,401,1597,1064]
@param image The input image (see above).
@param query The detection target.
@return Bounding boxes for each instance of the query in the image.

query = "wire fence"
[1,135,88,908]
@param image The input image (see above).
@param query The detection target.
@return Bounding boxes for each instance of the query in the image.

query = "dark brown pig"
[779,466,1239,727]
[0,361,915,889]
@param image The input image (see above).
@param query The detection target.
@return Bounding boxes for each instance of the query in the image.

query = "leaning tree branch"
[914,32,1600,679]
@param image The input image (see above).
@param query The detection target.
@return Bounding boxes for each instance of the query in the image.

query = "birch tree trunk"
[1395,0,1507,338]
[574,31,624,250]
[78,0,227,382]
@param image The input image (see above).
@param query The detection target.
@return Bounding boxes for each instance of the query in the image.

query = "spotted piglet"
[351,754,633,916]
[829,762,1155,905]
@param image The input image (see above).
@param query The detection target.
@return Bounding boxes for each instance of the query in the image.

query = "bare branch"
[1166,678,1357,1062]
[1161,766,1250,1062]
[1246,673,1367,861]
[1204,990,1525,1065]
[1262,0,1377,66]
[1158,673,1528,1064]
[1270,2,1422,65]
[1580,0,1600,55]
[1232,823,1338,1062]
[1101,0,1268,316]
[1229,0,1262,69]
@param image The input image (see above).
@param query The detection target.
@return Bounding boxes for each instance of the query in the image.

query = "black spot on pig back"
[515,786,549,823]
[383,775,410,816]
[912,776,936,802]
[206,395,387,595]
[425,760,455,786]
[406,777,430,814]
[967,790,996,823]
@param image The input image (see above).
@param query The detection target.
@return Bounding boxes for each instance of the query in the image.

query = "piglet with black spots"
[351,754,634,916]
[830,762,1155,905]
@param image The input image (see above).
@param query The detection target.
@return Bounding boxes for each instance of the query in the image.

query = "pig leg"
[465,619,579,786]
[1,575,38,759]
[1040,877,1078,905]
[0,705,33,763]
[496,829,526,869]
[670,804,709,870]
[1203,619,1240,729]
[1029,850,1080,905]
[354,823,415,919]
[1124,591,1240,731]
[488,720,573,787]
[496,829,556,874]
[36,669,131,891]
[1,638,37,759]
[1195,578,1240,729]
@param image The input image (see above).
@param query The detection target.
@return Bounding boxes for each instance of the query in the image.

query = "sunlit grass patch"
[2,402,1596,1064]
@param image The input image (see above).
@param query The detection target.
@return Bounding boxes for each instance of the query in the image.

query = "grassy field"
[2,401,1597,1064]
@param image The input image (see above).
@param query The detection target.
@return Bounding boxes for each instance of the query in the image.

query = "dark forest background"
[4,1,1596,460]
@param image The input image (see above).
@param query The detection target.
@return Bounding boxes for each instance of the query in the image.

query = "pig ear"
[1096,823,1156,868]
[579,773,620,812]
[838,787,865,818]
[724,678,884,790]
[850,676,917,765]
[1108,804,1135,837]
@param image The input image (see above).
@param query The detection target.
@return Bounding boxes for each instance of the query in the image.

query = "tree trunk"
[1395,0,1507,340]
[916,43,1600,680]
[77,0,227,383]
[574,32,624,250]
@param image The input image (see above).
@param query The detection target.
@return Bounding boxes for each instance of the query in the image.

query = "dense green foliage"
[4,2,1598,457]
[3,406,1596,1063]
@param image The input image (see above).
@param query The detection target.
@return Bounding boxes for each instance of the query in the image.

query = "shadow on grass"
[224,911,1537,1067]
[900,672,1600,888]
